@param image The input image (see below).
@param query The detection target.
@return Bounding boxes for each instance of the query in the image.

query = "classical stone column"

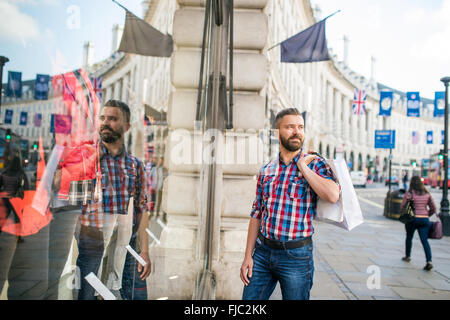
[151,0,269,300]
[342,96,350,140]
[327,83,333,131]
[334,89,342,138]
[351,100,357,144]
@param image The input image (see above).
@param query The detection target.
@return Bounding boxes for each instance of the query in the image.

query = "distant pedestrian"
[0,156,45,299]
[402,171,409,190]
[400,176,436,271]
[240,108,340,300]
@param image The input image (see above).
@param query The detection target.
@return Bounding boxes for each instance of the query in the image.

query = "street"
[270,183,450,300]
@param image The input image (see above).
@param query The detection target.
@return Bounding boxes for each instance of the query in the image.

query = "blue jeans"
[405,218,432,262]
[120,236,148,300]
[76,225,104,300]
[242,238,314,300]
[76,227,147,300]
[45,208,81,300]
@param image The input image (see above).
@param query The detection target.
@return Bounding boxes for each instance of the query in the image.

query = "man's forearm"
[138,211,149,253]
[244,218,261,258]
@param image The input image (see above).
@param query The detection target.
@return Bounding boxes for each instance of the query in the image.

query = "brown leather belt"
[257,231,312,250]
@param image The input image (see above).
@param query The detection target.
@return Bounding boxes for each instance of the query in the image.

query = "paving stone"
[395,276,433,289]
[310,271,348,300]
[343,282,402,299]
[324,260,360,272]
[391,287,450,300]
[334,270,369,284]
[420,278,450,291]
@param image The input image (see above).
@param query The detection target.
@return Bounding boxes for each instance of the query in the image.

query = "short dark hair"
[274,108,302,129]
[103,99,131,123]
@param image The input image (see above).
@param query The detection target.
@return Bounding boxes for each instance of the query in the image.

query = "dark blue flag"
[379,91,393,116]
[4,109,13,124]
[434,91,445,117]
[35,74,50,100]
[20,112,28,126]
[7,71,22,98]
[443,130,445,145]
[407,92,420,117]
[280,19,330,63]
[50,114,55,133]
[427,131,433,145]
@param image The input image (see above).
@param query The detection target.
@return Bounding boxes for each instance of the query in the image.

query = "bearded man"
[76,100,150,300]
[240,108,340,300]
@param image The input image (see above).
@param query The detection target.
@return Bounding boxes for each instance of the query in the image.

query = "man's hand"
[52,169,62,191]
[296,151,340,203]
[240,255,254,286]
[297,152,317,173]
[138,251,151,280]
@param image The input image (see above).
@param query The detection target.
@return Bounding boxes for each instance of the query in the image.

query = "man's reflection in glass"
[75,100,150,300]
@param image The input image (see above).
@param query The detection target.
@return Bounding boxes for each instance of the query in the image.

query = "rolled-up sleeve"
[313,158,341,192]
[250,171,264,220]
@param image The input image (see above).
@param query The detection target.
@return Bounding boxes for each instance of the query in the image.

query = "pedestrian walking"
[0,155,49,300]
[240,108,340,300]
[400,176,436,271]
[402,171,409,190]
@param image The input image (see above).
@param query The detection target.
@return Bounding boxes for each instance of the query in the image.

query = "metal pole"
[388,147,392,217]
[440,76,450,236]
[0,56,10,109]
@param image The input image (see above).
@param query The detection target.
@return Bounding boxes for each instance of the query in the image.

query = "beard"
[280,134,304,152]
[99,125,123,143]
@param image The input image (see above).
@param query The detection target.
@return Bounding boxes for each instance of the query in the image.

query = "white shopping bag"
[316,158,364,231]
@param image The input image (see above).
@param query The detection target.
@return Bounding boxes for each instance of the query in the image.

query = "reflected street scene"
[1,0,450,302]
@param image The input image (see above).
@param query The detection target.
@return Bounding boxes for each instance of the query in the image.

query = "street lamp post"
[440,76,450,236]
[0,56,10,109]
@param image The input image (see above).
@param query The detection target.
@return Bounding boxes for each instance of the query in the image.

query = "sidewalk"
[271,188,450,300]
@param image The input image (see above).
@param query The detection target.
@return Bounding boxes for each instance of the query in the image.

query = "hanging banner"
[427,131,433,145]
[412,131,420,145]
[51,114,72,134]
[379,91,393,116]
[434,91,445,117]
[407,92,420,117]
[20,111,28,126]
[34,113,42,127]
[4,109,13,124]
[6,71,22,98]
[50,114,54,133]
[54,114,72,134]
[34,74,50,100]
[443,130,445,145]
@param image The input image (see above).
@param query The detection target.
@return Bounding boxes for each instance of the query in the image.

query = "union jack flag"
[352,88,366,115]
[90,76,103,102]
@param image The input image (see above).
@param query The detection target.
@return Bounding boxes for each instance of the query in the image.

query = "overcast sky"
[1,0,449,100]
[311,0,450,99]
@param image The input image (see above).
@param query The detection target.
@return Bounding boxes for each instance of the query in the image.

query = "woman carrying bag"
[400,176,436,271]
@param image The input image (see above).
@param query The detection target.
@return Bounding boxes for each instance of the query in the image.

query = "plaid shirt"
[251,151,339,241]
[80,142,147,229]
[67,179,94,206]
